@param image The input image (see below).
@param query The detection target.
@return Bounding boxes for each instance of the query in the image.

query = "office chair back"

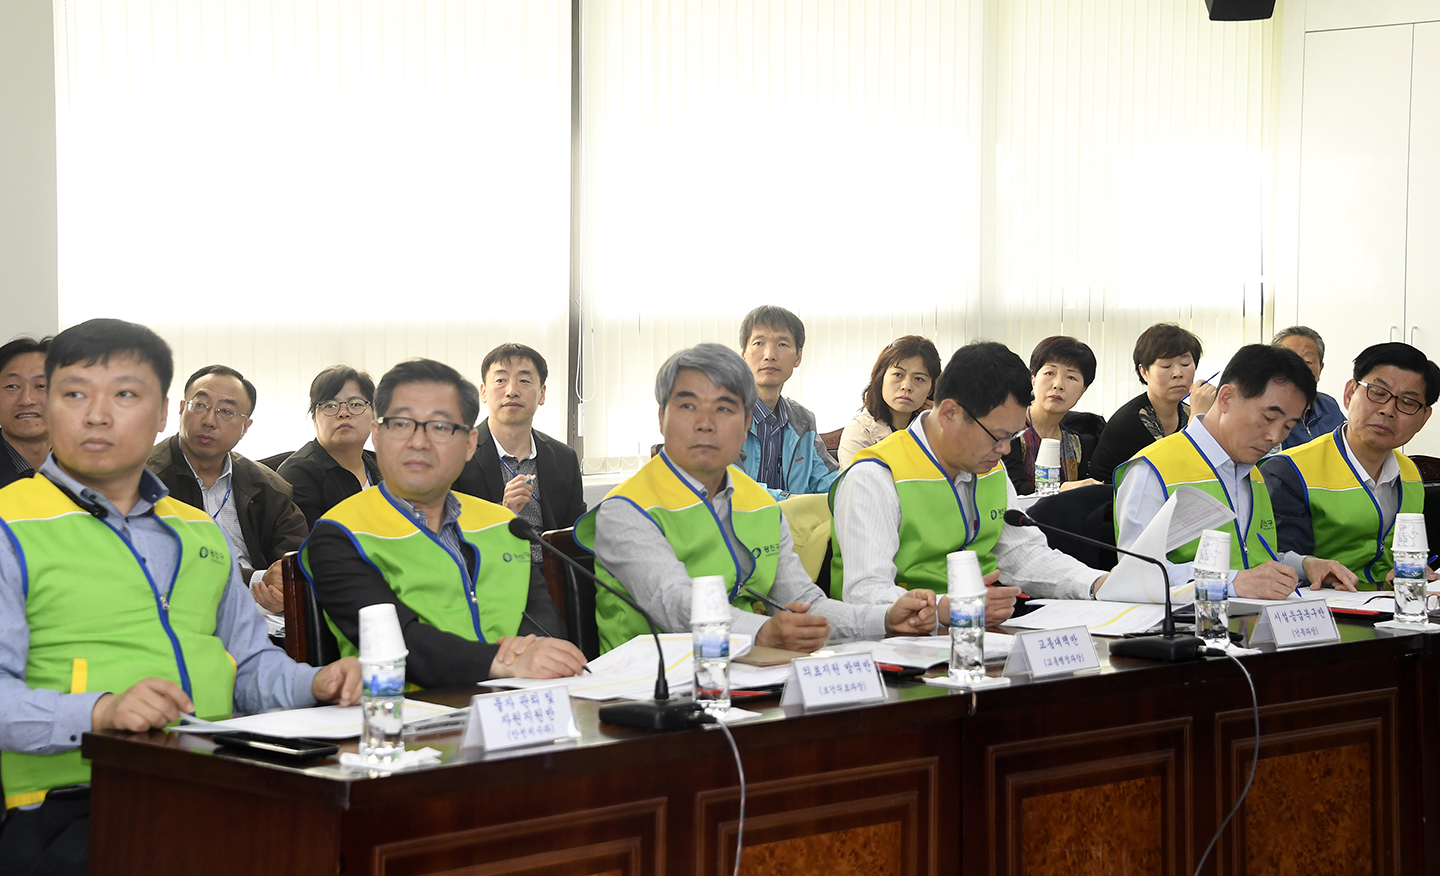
[280,551,340,666]
[540,528,601,661]
[1026,484,1118,571]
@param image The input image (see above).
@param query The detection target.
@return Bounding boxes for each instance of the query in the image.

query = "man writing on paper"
[1114,344,1357,599]
[1262,342,1440,588]
[0,319,361,876]
[831,341,1109,627]
[303,359,585,685]
[147,365,309,640]
[577,343,937,654]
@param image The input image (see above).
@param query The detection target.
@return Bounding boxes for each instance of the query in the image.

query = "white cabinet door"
[1298,25,1413,404]
[1405,22,1440,457]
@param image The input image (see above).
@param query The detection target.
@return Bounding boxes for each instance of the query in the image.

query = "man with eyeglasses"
[831,342,1110,626]
[301,359,585,684]
[147,365,309,639]
[1262,342,1440,588]
[1116,344,1358,599]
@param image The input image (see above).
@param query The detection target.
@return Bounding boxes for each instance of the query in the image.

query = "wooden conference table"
[85,619,1440,875]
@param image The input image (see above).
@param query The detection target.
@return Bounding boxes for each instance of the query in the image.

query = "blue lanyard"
[209,482,232,520]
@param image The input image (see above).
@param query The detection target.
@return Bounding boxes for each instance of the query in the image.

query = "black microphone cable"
[1193,648,1260,876]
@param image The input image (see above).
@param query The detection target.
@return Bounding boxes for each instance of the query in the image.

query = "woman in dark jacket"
[277,365,382,528]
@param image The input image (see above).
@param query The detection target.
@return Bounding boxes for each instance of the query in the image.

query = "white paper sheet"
[1001,601,1168,636]
[1096,486,1235,604]
[834,634,1016,666]
[483,633,752,702]
[174,698,461,740]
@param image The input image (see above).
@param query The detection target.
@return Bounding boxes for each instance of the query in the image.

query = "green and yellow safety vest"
[829,428,1007,597]
[0,476,236,808]
[575,454,781,654]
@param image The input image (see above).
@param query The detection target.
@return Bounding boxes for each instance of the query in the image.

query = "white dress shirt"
[1115,414,1306,591]
[832,411,1105,605]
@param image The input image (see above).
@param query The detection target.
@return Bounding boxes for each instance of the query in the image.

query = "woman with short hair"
[277,365,383,528]
[1089,323,1206,483]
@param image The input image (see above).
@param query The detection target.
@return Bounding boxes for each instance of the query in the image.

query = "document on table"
[1096,486,1235,605]
[834,634,1016,665]
[484,633,753,701]
[1002,600,1167,636]
[174,699,462,740]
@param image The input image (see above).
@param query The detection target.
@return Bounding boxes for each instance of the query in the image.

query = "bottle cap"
[946,550,986,599]
[358,603,408,663]
[1394,512,1429,554]
[1193,529,1232,575]
[691,575,732,624]
[1036,438,1062,469]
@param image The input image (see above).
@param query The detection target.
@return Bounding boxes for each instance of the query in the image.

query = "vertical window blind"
[54,0,1275,468]
[54,0,572,457]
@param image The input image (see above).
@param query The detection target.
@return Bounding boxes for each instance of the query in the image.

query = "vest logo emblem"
[198,545,228,565]
[502,552,515,562]
[990,509,1001,520]
[751,548,761,559]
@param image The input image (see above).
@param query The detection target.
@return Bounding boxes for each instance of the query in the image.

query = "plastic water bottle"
[357,603,407,763]
[691,575,732,712]
[947,551,986,685]
[1193,529,1232,647]
[360,656,406,762]
[1034,438,1062,498]
[1393,512,1430,625]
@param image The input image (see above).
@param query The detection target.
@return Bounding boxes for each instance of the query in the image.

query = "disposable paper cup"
[947,550,986,599]
[1036,438,1061,470]
[691,575,732,624]
[358,603,408,663]
[1394,513,1429,555]
[1193,529,1232,575]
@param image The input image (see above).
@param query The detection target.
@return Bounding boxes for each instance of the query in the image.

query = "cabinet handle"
[1412,326,1418,347]
[1391,326,1400,342]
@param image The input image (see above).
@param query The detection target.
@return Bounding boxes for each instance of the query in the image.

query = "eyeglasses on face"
[1357,381,1426,416]
[375,416,472,441]
[316,399,372,417]
[961,405,1026,448]
[185,398,245,422]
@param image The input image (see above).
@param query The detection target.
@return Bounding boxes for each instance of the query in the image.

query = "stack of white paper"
[485,633,752,701]
[1096,485,1234,605]
[1002,601,1167,636]
[174,699,461,740]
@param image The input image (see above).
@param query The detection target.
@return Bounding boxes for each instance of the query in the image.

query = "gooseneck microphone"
[508,518,707,730]
[1003,509,1203,662]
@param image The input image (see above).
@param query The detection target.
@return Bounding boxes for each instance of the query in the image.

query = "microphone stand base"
[1109,634,1205,662]
[599,698,706,731]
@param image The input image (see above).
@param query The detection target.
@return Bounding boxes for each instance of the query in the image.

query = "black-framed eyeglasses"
[316,399,372,417]
[185,398,246,422]
[1357,381,1426,416]
[961,405,1026,449]
[375,416,473,441]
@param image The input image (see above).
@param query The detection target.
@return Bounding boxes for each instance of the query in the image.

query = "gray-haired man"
[1274,326,1346,450]
[575,343,937,654]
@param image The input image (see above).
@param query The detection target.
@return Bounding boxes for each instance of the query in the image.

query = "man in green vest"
[0,318,361,876]
[831,342,1110,627]
[578,344,937,654]
[1115,343,1358,599]
[303,358,585,685]
[1261,342,1439,588]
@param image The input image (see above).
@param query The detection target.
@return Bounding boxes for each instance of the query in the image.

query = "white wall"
[0,0,59,340]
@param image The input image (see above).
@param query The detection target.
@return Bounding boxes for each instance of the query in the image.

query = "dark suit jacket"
[275,439,382,529]
[147,434,309,572]
[0,432,37,489]
[452,422,587,532]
